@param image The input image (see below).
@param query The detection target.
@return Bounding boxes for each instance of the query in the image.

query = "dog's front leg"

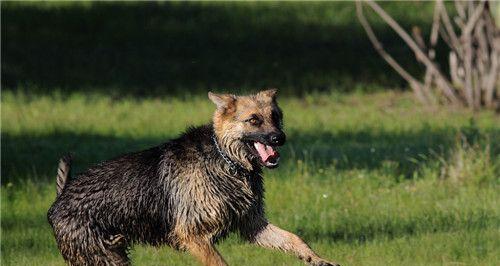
[185,238,227,266]
[249,223,339,266]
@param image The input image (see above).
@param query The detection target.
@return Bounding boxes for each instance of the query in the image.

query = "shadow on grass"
[2,1,445,96]
[4,126,497,184]
[297,208,497,244]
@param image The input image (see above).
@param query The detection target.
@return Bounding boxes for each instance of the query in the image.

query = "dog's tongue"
[253,142,278,162]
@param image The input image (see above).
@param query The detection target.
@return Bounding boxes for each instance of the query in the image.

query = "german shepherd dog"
[48,89,339,266]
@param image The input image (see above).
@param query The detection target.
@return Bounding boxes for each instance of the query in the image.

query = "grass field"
[1,90,499,265]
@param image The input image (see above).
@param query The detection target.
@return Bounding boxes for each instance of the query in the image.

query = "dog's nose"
[269,132,286,146]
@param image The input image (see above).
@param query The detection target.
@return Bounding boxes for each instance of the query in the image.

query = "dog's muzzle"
[244,131,286,168]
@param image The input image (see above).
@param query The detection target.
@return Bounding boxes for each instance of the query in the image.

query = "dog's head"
[209,89,286,169]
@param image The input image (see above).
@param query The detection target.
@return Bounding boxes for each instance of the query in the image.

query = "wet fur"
[47,90,338,266]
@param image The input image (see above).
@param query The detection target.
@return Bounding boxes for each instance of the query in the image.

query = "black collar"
[212,134,245,174]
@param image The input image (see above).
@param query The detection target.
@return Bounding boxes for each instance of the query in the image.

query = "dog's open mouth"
[252,141,280,168]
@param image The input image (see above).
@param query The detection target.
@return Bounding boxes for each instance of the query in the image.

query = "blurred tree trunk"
[356,0,500,110]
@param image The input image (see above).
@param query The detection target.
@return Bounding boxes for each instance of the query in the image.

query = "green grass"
[2,90,499,265]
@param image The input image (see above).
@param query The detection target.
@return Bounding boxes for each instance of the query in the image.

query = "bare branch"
[355,1,428,103]
[412,26,436,104]
[454,0,467,20]
[439,26,454,49]
[421,1,443,105]
[484,40,499,108]
[364,0,461,105]
[355,0,499,110]
[463,38,475,107]
[449,51,462,87]
[463,1,486,37]
[430,1,442,53]
[412,26,427,52]
[438,0,462,53]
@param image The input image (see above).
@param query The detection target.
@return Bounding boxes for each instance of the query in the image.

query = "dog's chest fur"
[162,125,264,242]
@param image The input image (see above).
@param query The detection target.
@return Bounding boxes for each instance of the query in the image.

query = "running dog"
[47,89,339,266]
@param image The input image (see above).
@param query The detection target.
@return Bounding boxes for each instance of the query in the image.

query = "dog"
[47,89,339,266]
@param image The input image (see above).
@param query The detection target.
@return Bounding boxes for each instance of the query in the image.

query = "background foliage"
[3,1,445,95]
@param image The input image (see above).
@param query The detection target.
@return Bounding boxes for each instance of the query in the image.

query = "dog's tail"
[56,154,72,197]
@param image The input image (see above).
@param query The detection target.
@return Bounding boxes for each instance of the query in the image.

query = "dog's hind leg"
[61,238,130,266]
[244,222,340,266]
[52,219,130,266]
[185,238,227,266]
[59,237,130,266]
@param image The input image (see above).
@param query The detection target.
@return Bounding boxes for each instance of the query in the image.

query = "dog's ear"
[257,88,278,102]
[208,92,236,112]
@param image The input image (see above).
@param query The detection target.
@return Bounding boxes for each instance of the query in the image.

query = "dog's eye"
[246,116,261,126]
[249,118,259,125]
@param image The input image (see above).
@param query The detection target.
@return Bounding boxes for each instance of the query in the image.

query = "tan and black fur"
[47,89,339,266]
